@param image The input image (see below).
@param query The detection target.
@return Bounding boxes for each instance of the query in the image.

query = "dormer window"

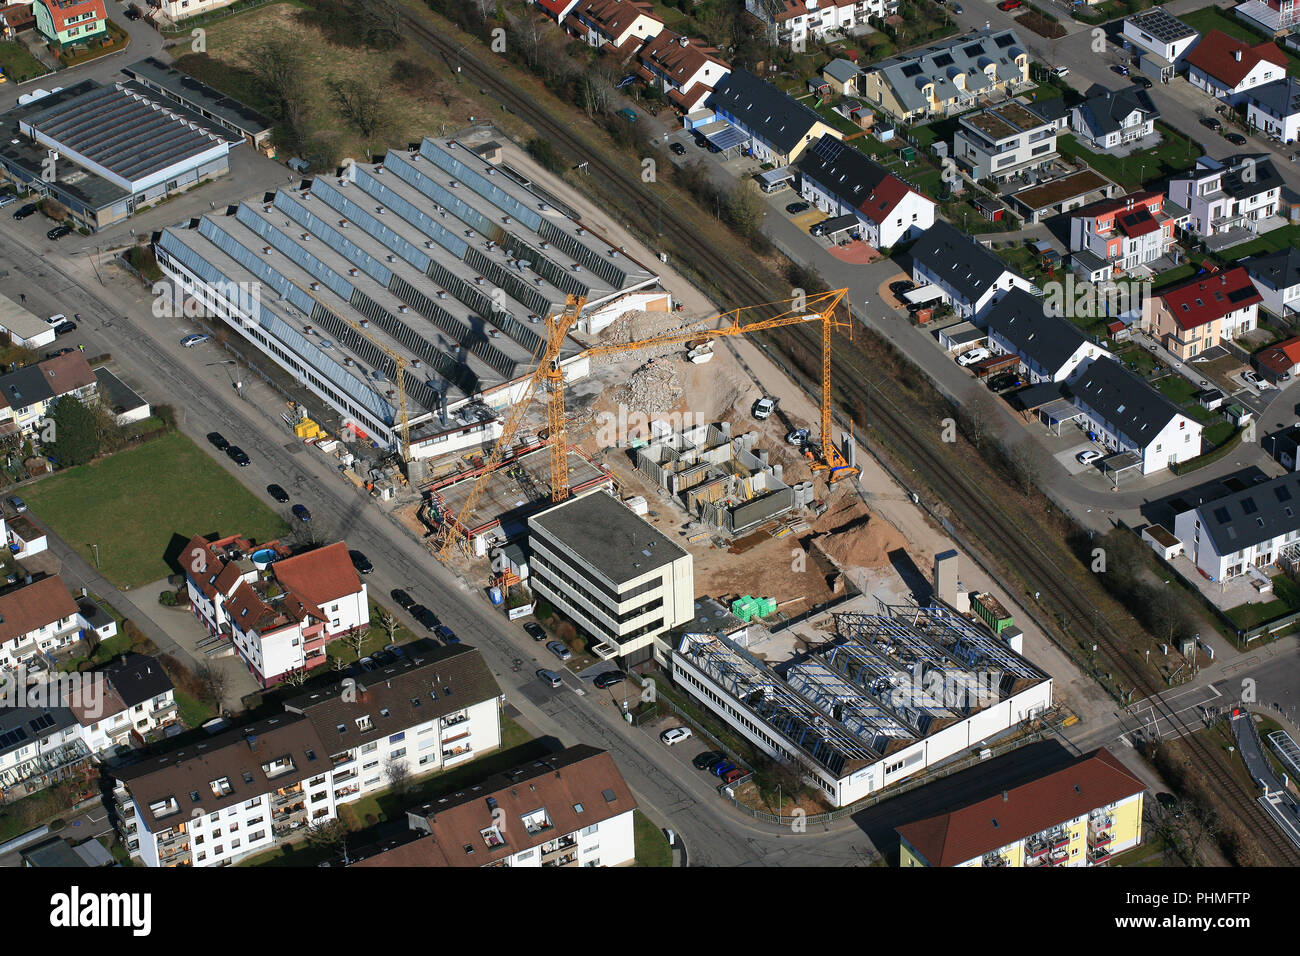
[355,715,373,732]
[210,777,233,797]
[480,825,506,848]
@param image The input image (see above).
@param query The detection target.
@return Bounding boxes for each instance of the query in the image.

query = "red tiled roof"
[1074,189,1164,224]
[896,748,1145,867]
[573,0,661,40]
[1257,336,1300,375]
[0,574,79,647]
[0,3,36,28]
[1185,30,1288,88]
[39,0,105,34]
[856,174,917,224]
[40,351,96,395]
[535,0,576,18]
[638,29,728,84]
[1160,266,1262,331]
[667,82,713,112]
[270,541,362,610]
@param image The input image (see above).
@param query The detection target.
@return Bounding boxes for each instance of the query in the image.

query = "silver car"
[538,669,564,688]
[546,640,572,662]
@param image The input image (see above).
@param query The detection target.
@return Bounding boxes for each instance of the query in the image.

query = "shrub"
[158,591,176,607]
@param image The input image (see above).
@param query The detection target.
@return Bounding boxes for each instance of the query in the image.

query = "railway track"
[396,7,1300,864]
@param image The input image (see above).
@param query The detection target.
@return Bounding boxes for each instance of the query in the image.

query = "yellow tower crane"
[435,295,586,560]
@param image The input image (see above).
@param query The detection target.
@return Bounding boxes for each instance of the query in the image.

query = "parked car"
[538,669,564,689]
[126,4,142,20]
[12,203,37,220]
[358,656,376,672]
[693,750,725,771]
[752,397,776,420]
[660,727,693,746]
[436,624,460,644]
[546,640,572,662]
[1132,76,1153,89]
[45,348,75,359]
[996,0,1021,9]
[267,483,290,503]
[1050,66,1070,78]
[7,496,25,513]
[384,643,406,659]
[592,670,624,689]
[785,201,809,215]
[207,432,229,451]
[1201,116,1222,131]
[411,605,438,630]
[711,761,736,777]
[890,279,916,296]
[181,333,211,348]
[1225,132,1247,146]
[0,195,16,209]
[291,503,311,522]
[226,445,250,466]
[957,347,991,367]
[53,320,76,336]
[45,313,66,326]
[1111,64,1130,76]
[670,142,686,156]
[720,767,746,784]
[906,300,931,314]
[1243,370,1264,388]
[349,550,373,574]
[46,224,73,241]
[786,427,810,446]
[618,107,638,123]
[1076,449,1103,465]
[370,650,394,667]
[523,621,546,641]
[391,588,416,611]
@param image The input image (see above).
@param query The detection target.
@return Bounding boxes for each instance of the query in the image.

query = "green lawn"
[1214,225,1300,261]
[1153,375,1198,405]
[0,40,48,83]
[1203,421,1236,446]
[634,809,671,867]
[23,431,291,588]
[1056,124,1202,191]
[325,602,418,666]
[1151,264,1197,292]
[174,688,216,728]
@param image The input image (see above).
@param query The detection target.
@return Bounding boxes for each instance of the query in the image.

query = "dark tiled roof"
[1247,245,1300,291]
[1191,470,1300,555]
[1220,154,1283,199]
[1073,85,1157,138]
[706,69,828,155]
[1065,357,1186,444]
[102,653,174,709]
[796,135,920,218]
[121,57,272,136]
[983,288,1090,375]
[910,220,1013,304]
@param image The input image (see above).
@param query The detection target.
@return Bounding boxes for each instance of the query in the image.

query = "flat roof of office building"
[530,489,688,585]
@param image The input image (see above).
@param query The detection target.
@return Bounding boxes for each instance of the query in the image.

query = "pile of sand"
[806,493,909,571]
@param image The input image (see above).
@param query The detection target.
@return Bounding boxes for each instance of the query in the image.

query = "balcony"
[441,713,469,729]
[1089,846,1113,865]
[272,803,307,823]
[334,785,360,801]
[1089,830,1113,849]
[158,841,190,862]
[1090,813,1113,831]
[981,851,1010,867]
[271,788,303,807]
[330,752,355,768]
[332,768,358,785]
[157,827,189,849]
[541,850,580,867]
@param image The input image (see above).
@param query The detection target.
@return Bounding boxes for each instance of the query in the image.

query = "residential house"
[101,654,179,741]
[1121,9,1199,69]
[745,0,899,48]
[909,220,1037,321]
[149,0,246,22]
[897,748,1145,867]
[0,351,99,441]
[349,745,636,868]
[1069,86,1159,150]
[565,0,663,56]
[705,69,842,165]
[1245,76,1300,144]
[858,30,1031,122]
[114,647,503,867]
[1255,335,1300,381]
[0,574,112,671]
[33,0,106,49]
[1,503,48,559]
[1065,357,1203,474]
[0,3,36,40]
[1185,30,1288,104]
[795,134,936,249]
[0,703,90,802]
[1146,266,1262,360]
[183,535,369,686]
[981,288,1113,384]
[533,0,581,22]
[636,30,730,113]
[1168,154,1283,238]
[1068,190,1184,282]
[1172,471,1300,581]
[822,57,860,96]
[1246,245,1300,317]
[1235,0,1300,36]
[951,100,1059,183]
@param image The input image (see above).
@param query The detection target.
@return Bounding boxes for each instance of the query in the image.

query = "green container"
[900,145,916,162]
[972,593,1013,635]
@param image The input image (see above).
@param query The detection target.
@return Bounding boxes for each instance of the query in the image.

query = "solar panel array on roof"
[933,53,954,67]
[1130,8,1196,43]
[812,135,844,163]
[901,63,923,78]
[419,140,544,231]
[1227,285,1258,304]
[995,33,1016,47]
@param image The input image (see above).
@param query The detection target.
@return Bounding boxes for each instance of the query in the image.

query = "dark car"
[267,483,290,503]
[1225,132,1247,146]
[45,347,75,359]
[12,203,37,221]
[53,321,77,336]
[592,670,624,689]
[785,201,809,215]
[670,142,686,155]
[391,589,416,610]
[711,761,736,778]
[906,300,930,314]
[370,649,394,667]
[349,550,373,574]
[126,4,142,19]
[693,750,725,771]
[436,624,460,644]
[1111,64,1130,76]
[47,224,74,241]
[411,604,438,630]
[226,445,250,466]
[523,621,546,641]
[890,279,915,293]
[207,432,229,451]
[292,504,311,522]
[1201,116,1222,131]
[1132,76,1153,89]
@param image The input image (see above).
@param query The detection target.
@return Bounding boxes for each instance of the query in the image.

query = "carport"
[757,166,795,193]
[1100,450,1142,489]
[815,213,861,238]
[1038,397,1085,435]
[700,123,749,157]
[905,284,946,306]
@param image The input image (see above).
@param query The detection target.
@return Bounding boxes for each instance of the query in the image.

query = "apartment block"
[952,101,1059,183]
[1168,154,1283,239]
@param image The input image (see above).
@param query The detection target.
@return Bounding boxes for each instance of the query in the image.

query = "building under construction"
[671,601,1053,806]
[635,421,805,536]
[154,135,669,470]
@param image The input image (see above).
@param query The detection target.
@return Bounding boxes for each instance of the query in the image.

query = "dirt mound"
[806,499,909,571]
[615,359,683,415]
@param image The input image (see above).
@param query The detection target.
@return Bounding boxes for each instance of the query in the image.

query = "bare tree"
[194,662,229,714]
[305,818,348,860]
[579,66,617,118]
[1004,438,1042,494]
[246,37,310,151]
[510,12,546,71]
[280,667,310,688]
[957,389,996,451]
[328,77,390,145]
[377,610,398,643]
[726,180,767,238]
[342,627,368,661]
[384,757,413,797]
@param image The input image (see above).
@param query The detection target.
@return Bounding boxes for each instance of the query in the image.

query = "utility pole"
[91,544,100,570]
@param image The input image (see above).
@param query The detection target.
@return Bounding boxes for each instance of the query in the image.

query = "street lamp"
[91,544,100,570]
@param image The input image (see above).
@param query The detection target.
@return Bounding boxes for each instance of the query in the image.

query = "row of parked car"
[390,588,459,644]
[691,749,746,785]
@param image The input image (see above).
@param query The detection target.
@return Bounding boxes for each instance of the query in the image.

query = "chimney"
[1234,49,1242,61]
[1001,790,1008,801]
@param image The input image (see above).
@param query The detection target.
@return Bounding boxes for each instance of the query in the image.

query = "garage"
[0,293,56,349]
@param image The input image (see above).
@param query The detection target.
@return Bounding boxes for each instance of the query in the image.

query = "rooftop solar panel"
[995,33,1015,48]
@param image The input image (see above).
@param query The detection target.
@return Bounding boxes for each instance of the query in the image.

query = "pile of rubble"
[615,359,683,414]
[591,309,708,366]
